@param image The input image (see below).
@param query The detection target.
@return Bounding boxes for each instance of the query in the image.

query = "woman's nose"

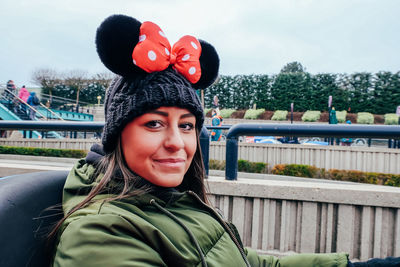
[164,127,184,151]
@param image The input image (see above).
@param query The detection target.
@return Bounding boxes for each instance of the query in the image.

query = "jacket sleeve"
[53,214,167,267]
[245,247,349,267]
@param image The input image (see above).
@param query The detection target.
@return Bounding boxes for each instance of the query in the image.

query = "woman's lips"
[153,158,185,168]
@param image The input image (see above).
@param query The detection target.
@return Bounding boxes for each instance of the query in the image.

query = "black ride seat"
[0,171,68,267]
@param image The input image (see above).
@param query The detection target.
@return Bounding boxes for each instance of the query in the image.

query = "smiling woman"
[121,107,197,187]
[46,14,400,267]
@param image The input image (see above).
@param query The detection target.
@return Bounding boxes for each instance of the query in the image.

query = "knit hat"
[95,14,219,154]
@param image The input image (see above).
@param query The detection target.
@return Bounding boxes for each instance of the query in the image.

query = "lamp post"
[290,102,294,124]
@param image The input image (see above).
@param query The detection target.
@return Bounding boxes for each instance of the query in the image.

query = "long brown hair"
[47,129,207,257]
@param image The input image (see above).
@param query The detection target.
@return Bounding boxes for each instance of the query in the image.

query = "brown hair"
[47,129,207,259]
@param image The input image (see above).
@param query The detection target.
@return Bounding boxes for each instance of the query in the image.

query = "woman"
[51,14,395,267]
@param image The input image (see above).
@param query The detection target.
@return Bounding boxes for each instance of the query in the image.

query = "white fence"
[207,176,400,260]
[209,142,400,174]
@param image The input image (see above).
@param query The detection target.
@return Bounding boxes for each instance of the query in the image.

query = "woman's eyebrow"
[147,110,194,119]
[181,113,195,119]
[148,110,168,117]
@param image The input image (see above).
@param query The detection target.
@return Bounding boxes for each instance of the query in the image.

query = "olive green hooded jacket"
[53,159,349,267]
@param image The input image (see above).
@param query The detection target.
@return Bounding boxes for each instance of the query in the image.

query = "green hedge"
[357,112,374,124]
[384,113,399,125]
[209,159,268,174]
[271,110,288,121]
[244,109,265,119]
[336,110,347,123]
[301,111,321,122]
[219,109,236,118]
[271,164,400,187]
[0,145,87,158]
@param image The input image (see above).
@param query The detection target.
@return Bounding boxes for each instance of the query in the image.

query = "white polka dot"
[165,48,170,56]
[132,59,136,65]
[182,54,190,61]
[188,67,196,75]
[191,41,198,50]
[148,50,157,61]
[159,31,166,38]
[139,34,146,42]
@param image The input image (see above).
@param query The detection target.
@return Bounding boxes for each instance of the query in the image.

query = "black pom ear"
[95,14,146,78]
[192,40,220,89]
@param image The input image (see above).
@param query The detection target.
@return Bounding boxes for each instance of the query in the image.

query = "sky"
[1,0,399,88]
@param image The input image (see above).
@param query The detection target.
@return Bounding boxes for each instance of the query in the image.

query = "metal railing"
[225,123,400,180]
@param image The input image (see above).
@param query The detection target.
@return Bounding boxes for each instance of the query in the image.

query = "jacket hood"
[63,159,103,214]
[30,92,36,96]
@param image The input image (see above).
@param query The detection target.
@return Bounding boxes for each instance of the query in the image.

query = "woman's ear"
[192,39,220,89]
[95,14,147,78]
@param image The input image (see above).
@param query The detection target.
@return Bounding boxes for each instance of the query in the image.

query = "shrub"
[271,110,288,121]
[271,164,318,178]
[209,159,225,170]
[209,159,268,173]
[384,113,399,125]
[272,163,400,187]
[0,145,86,158]
[301,111,321,122]
[336,110,347,123]
[357,112,374,124]
[219,109,236,118]
[238,159,268,173]
[244,109,265,119]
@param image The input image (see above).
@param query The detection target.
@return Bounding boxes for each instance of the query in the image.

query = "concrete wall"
[210,142,400,174]
[207,176,400,260]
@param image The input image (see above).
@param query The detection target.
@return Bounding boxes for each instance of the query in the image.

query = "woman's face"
[121,107,197,187]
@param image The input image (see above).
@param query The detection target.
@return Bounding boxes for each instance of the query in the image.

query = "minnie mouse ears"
[95,14,219,89]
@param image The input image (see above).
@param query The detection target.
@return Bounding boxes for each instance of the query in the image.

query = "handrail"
[1,89,48,120]
[40,93,91,105]
[39,102,65,121]
[0,120,104,132]
[225,123,400,180]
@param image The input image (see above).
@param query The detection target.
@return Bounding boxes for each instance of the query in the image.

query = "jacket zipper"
[187,191,251,267]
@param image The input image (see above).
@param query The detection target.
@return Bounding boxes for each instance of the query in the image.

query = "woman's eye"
[145,120,163,129]
[180,122,194,131]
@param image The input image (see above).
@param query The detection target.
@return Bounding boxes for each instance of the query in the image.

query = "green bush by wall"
[271,110,288,121]
[384,113,399,125]
[219,109,236,118]
[244,109,265,119]
[301,111,321,122]
[0,145,87,158]
[336,110,347,123]
[357,112,374,124]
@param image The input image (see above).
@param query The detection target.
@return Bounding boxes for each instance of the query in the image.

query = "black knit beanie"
[95,14,219,154]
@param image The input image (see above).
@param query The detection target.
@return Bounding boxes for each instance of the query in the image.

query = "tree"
[64,69,88,107]
[31,68,60,103]
[280,62,306,74]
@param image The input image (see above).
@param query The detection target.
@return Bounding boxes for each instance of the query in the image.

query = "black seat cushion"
[0,171,68,267]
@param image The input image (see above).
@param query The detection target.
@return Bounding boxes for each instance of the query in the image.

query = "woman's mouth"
[153,158,186,169]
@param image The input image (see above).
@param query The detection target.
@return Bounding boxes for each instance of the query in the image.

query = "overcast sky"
[1,0,399,87]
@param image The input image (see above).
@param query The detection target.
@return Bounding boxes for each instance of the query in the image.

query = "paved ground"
[0,154,74,177]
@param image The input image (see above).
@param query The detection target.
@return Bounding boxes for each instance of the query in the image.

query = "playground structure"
[0,86,94,139]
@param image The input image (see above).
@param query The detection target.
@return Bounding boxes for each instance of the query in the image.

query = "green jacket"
[53,159,349,267]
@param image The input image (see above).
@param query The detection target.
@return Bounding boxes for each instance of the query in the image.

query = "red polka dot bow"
[132,21,202,84]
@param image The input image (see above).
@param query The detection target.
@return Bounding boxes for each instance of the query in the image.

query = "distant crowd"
[3,80,41,120]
